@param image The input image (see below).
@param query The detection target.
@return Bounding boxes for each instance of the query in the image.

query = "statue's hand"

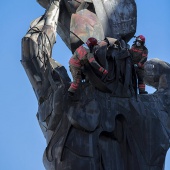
[144,58,170,92]
[37,0,51,9]
[37,0,60,9]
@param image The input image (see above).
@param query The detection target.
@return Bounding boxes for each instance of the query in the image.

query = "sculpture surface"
[21,0,170,169]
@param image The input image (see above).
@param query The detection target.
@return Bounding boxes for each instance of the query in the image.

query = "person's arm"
[138,48,148,67]
[87,53,108,74]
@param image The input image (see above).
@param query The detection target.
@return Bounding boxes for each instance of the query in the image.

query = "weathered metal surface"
[21,1,170,170]
[36,0,136,52]
[92,0,137,41]
[70,9,104,52]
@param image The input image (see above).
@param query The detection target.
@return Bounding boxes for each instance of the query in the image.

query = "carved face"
[144,58,170,90]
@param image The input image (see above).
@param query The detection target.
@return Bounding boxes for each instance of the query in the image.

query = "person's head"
[135,35,145,46]
[86,37,98,48]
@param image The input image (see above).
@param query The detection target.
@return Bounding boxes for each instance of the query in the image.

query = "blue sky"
[0,0,169,169]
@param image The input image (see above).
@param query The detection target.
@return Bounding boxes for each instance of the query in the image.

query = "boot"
[139,89,148,94]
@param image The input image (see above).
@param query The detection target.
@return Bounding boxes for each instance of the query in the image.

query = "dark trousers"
[68,65,82,93]
[136,68,145,92]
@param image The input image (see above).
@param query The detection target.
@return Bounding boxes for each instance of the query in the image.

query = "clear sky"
[0,0,169,169]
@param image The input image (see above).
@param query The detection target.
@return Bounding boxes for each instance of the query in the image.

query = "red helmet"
[86,37,98,47]
[136,35,145,43]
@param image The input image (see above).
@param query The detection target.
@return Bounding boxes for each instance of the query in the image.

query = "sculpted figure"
[21,0,170,170]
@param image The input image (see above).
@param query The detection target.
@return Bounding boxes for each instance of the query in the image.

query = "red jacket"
[69,45,106,73]
[130,44,148,67]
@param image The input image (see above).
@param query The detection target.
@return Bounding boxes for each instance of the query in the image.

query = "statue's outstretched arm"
[21,0,61,101]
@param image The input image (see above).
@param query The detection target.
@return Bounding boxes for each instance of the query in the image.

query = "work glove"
[137,62,142,68]
[103,69,108,75]
[134,64,138,68]
[101,69,108,81]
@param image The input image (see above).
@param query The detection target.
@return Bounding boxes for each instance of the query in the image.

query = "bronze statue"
[21,0,170,169]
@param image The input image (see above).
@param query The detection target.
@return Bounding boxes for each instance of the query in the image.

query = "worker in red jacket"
[130,35,148,94]
[68,37,108,95]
